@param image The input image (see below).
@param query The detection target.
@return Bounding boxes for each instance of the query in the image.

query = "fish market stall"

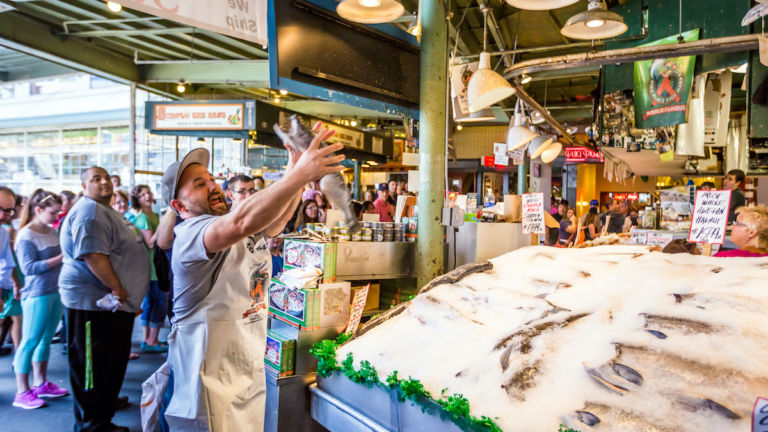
[310,246,768,432]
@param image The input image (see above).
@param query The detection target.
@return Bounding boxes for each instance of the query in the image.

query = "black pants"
[66,308,134,432]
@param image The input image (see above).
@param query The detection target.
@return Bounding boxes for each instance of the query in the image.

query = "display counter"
[335,241,416,280]
[445,222,532,270]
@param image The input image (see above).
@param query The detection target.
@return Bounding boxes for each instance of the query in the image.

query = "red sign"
[565,147,605,163]
[483,156,509,168]
[612,193,639,201]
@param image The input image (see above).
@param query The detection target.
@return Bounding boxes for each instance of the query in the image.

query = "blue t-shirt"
[58,196,150,312]
[271,254,283,277]
[14,226,61,299]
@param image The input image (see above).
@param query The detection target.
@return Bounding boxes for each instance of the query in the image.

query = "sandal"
[141,342,168,353]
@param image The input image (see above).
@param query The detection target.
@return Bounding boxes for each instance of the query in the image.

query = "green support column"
[353,160,361,201]
[416,0,447,289]
[517,154,529,195]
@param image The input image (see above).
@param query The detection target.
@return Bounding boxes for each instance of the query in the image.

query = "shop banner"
[153,103,245,130]
[688,190,731,244]
[521,192,545,235]
[633,29,699,129]
[119,0,267,46]
[345,283,369,335]
[310,119,364,150]
[450,62,479,120]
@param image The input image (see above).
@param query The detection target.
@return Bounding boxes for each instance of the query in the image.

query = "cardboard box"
[504,195,522,222]
[265,329,295,377]
[351,283,380,312]
[283,239,338,282]
[268,278,351,330]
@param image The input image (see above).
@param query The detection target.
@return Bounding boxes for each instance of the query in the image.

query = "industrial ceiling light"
[336,0,405,24]
[520,73,533,84]
[467,8,516,113]
[560,0,627,40]
[506,99,537,150]
[106,1,122,13]
[540,141,563,164]
[407,11,421,38]
[176,81,186,93]
[351,119,358,127]
[196,137,206,143]
[273,97,280,104]
[279,89,288,95]
[505,0,578,10]
[528,135,554,159]
[457,107,496,123]
[456,124,464,131]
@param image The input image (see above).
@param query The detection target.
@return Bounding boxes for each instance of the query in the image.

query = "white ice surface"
[337,245,768,432]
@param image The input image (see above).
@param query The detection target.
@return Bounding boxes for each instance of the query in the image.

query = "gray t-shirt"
[14,226,61,299]
[0,227,14,291]
[171,215,229,321]
[58,196,150,312]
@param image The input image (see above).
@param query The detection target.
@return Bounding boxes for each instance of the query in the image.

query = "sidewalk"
[0,322,168,432]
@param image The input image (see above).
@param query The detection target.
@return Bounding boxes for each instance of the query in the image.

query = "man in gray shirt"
[59,166,149,432]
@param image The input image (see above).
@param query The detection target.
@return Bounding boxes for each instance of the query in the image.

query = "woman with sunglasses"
[295,199,320,232]
[714,204,768,257]
[12,189,68,409]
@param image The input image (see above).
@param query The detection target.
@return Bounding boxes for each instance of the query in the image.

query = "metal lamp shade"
[506,114,537,150]
[505,0,579,10]
[337,0,405,24]
[561,8,627,40]
[528,135,554,159]
[468,52,516,113]
[540,141,563,164]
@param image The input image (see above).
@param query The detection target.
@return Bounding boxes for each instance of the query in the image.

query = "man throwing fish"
[162,125,342,431]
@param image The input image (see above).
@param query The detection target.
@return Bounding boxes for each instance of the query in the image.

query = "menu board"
[521,192,545,234]
[345,283,369,335]
[688,190,731,244]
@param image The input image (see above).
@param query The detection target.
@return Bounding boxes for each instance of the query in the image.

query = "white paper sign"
[494,154,509,166]
[646,232,674,247]
[688,190,731,244]
[312,120,364,149]
[345,283,370,335]
[153,103,244,130]
[629,229,647,245]
[120,0,268,46]
[493,143,507,155]
[753,396,768,432]
[521,192,545,234]
[450,62,479,119]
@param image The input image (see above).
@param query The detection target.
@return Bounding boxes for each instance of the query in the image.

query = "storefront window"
[62,128,97,146]
[0,133,25,184]
[28,131,58,148]
[63,153,96,177]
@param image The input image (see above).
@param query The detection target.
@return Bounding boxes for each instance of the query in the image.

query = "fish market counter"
[335,241,416,280]
[445,222,532,270]
[628,229,738,250]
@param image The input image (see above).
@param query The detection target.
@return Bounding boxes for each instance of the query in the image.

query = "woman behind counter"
[714,205,768,257]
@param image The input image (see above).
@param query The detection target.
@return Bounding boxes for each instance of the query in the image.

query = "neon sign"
[564,147,605,164]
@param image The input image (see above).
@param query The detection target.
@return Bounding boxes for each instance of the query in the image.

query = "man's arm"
[83,253,126,303]
[156,209,177,250]
[203,129,344,254]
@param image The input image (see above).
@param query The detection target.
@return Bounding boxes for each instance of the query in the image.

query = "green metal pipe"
[517,154,529,195]
[416,0,447,289]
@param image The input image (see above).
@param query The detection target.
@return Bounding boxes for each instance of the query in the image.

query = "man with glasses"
[723,169,746,223]
[226,174,258,209]
[0,186,23,356]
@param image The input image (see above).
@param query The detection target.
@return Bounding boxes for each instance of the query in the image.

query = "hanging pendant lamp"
[506,99,537,150]
[560,0,627,40]
[505,0,578,11]
[540,141,563,164]
[467,8,515,113]
[337,0,405,24]
[528,135,554,159]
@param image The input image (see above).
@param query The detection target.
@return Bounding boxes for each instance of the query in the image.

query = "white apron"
[165,234,271,432]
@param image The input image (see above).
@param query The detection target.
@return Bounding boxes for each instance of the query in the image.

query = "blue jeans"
[140,281,168,328]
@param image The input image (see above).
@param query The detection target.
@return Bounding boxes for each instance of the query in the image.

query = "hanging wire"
[678,0,683,42]
[482,7,488,52]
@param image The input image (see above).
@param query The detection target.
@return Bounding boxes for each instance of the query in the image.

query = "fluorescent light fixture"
[107,2,122,13]
[336,0,404,24]
[561,0,627,40]
[505,0,578,10]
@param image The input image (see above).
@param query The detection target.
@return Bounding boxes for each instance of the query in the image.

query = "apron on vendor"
[156,126,342,431]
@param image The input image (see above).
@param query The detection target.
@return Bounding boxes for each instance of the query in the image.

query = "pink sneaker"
[13,390,46,409]
[33,381,69,398]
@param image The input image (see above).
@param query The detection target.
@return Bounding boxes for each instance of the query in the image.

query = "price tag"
[345,283,370,335]
[646,232,674,247]
[688,190,731,244]
[629,229,647,245]
[494,153,509,166]
[521,192,545,234]
[753,397,768,432]
[507,146,526,164]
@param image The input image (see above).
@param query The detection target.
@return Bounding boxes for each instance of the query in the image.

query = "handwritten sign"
[646,232,674,247]
[753,397,768,432]
[345,283,369,335]
[494,153,509,166]
[688,190,731,244]
[522,192,545,234]
[629,229,647,245]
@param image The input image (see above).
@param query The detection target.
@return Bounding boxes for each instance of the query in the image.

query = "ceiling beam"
[139,60,269,87]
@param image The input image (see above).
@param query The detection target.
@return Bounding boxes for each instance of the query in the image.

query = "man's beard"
[186,196,228,217]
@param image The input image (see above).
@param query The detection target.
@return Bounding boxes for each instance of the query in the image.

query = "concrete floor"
[0,322,168,432]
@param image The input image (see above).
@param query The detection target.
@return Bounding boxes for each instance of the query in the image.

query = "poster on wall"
[450,62,479,120]
[633,29,700,129]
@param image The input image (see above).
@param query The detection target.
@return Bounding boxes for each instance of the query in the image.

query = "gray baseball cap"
[161,148,210,204]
